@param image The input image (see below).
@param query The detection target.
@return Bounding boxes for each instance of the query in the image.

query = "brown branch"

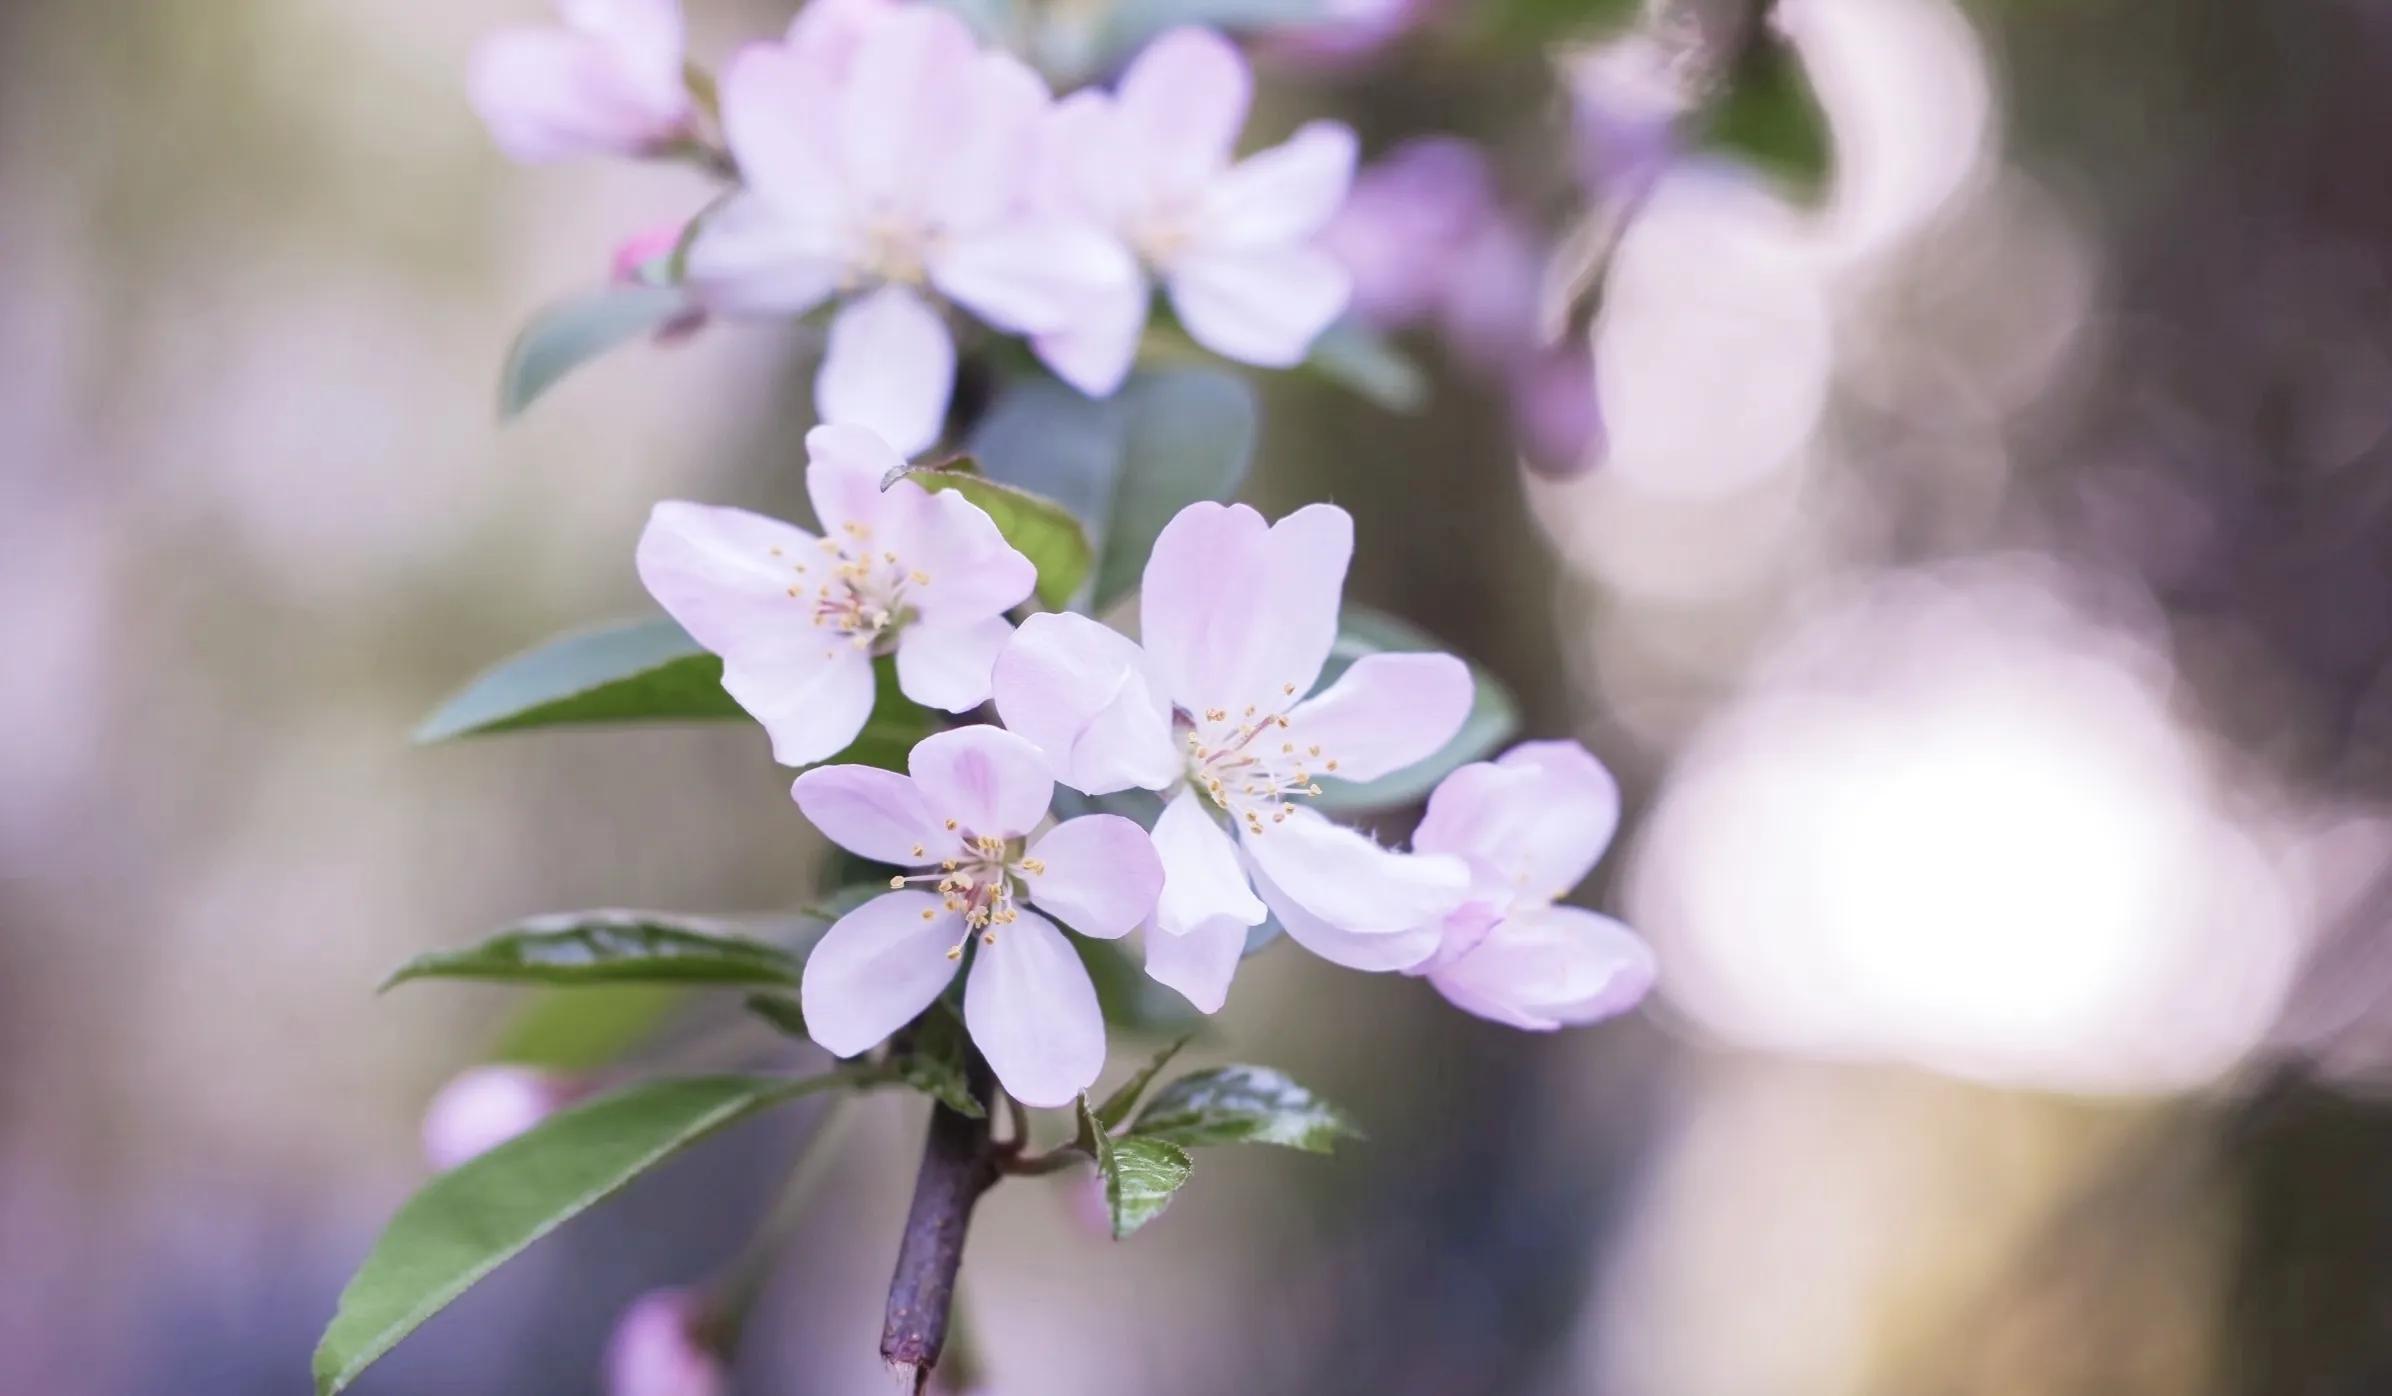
[879,1040,1001,1393]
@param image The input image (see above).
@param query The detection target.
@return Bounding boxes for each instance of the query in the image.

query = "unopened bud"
[421,1065,576,1172]
[604,1289,727,1396]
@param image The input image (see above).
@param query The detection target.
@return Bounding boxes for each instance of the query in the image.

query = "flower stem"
[880,1029,1001,1393]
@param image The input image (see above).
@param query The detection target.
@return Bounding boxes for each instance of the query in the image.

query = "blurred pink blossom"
[604,1289,725,1396]
[793,726,1163,1106]
[1264,0,1445,69]
[992,502,1474,1012]
[469,0,694,164]
[610,220,710,342]
[420,1065,578,1171]
[1408,741,1655,1030]
[681,4,1135,454]
[638,424,1036,765]
[1032,27,1358,394]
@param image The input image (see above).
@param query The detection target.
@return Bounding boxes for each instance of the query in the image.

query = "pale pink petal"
[1150,788,1266,935]
[1285,651,1473,784]
[1140,501,1351,717]
[931,220,1141,337]
[801,891,964,1056]
[791,763,957,864]
[928,51,1053,232]
[1168,244,1352,367]
[1024,815,1163,940]
[603,1289,726,1396]
[1116,27,1251,198]
[1199,121,1358,247]
[1320,136,1501,329]
[907,725,1054,838]
[1427,905,1654,1030]
[717,43,845,210]
[560,0,686,103]
[1413,740,1621,903]
[895,614,1014,713]
[815,286,956,458]
[802,421,915,551]
[903,485,1039,623]
[680,192,844,317]
[1248,860,1443,972]
[1034,90,1137,227]
[469,28,689,163]
[1240,806,1467,932]
[991,613,1180,795]
[964,908,1105,1107]
[421,1066,569,1171]
[1030,271,1150,398]
[634,501,823,655]
[784,0,896,81]
[721,642,877,766]
[1143,913,1248,1013]
[836,5,980,213]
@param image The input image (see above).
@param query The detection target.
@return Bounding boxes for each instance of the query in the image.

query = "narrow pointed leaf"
[1095,1035,1193,1130]
[1077,1095,1193,1239]
[744,993,809,1038]
[1130,1065,1361,1154]
[500,284,690,419]
[890,459,1093,610]
[382,913,802,991]
[1308,606,1519,814]
[312,1073,847,1395]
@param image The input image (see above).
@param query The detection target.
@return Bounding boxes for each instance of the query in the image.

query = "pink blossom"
[637,423,1036,766]
[682,4,1135,454]
[1030,27,1358,395]
[793,725,1163,1106]
[1265,0,1445,69]
[469,0,693,164]
[992,502,1474,1012]
[603,1289,725,1396]
[421,1065,577,1171]
[1407,741,1655,1029]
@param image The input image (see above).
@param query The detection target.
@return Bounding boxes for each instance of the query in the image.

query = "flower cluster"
[473,0,1358,456]
[641,420,1652,1107]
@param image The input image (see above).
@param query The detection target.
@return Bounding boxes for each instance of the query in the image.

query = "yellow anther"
[1281,743,1294,754]
[769,546,783,557]
[1308,745,1321,757]
[1325,759,1339,772]
[944,944,962,960]
[910,570,930,584]
[911,844,926,858]
[1205,708,1227,723]
[1282,682,1296,695]
[787,586,799,597]
[888,875,906,889]
[1020,858,1045,875]
[921,909,937,921]
[943,819,958,830]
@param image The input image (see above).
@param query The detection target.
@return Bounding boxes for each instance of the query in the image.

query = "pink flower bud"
[468,0,693,164]
[420,1065,575,1171]
[604,1290,726,1396]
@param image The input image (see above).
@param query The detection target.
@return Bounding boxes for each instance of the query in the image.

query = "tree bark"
[879,1046,1000,1393]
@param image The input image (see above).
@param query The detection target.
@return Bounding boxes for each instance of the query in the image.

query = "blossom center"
[1181,695,1343,836]
[854,211,934,286]
[888,828,1043,959]
[770,523,929,654]
[1127,203,1197,269]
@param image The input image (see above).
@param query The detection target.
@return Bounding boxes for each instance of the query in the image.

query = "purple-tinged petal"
[903,485,1039,623]
[1150,788,1267,934]
[1240,806,1467,933]
[1320,136,1501,330]
[1168,244,1351,367]
[908,725,1054,839]
[421,1066,572,1171]
[783,0,896,80]
[836,4,981,213]
[800,891,965,1057]
[717,43,844,209]
[1025,815,1163,940]
[1141,500,1351,717]
[1413,739,1621,904]
[1286,651,1473,784]
[634,501,823,655]
[802,420,916,553]
[992,613,1180,796]
[603,1289,726,1396]
[815,287,955,458]
[680,191,845,318]
[1199,121,1358,248]
[895,614,1012,713]
[964,908,1105,1107]
[1427,905,1654,1030]
[927,51,1053,233]
[1116,27,1251,198]
[1030,271,1150,399]
[560,0,686,101]
[932,220,1141,338]
[1035,89,1137,227]
[468,26,689,164]
[722,643,876,767]
[1248,859,1443,972]
[1144,913,1248,1013]
[792,763,957,864]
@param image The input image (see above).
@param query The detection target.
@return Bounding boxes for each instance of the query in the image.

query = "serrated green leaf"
[1304,318,1430,413]
[1130,1065,1361,1153]
[382,913,801,991]
[743,992,808,1037]
[490,985,688,1072]
[1094,1035,1192,1130]
[500,285,690,420]
[1078,1095,1194,1238]
[894,460,1093,610]
[1307,606,1519,814]
[893,1008,985,1119]
[312,1073,849,1395]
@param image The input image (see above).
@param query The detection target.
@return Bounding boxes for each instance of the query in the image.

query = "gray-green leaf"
[1304,318,1430,413]
[1078,1095,1194,1238]
[1130,1065,1361,1153]
[1308,606,1519,814]
[500,285,690,420]
[382,913,802,991]
[312,1073,843,1395]
[1094,1035,1192,1130]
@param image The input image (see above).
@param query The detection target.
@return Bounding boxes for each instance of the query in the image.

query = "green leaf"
[489,986,688,1071]
[1308,606,1520,814]
[1706,31,1832,202]
[1077,1096,1194,1239]
[970,369,1257,611]
[743,992,808,1038]
[1304,318,1430,413]
[382,913,802,992]
[312,1073,845,1395]
[1094,1035,1192,1130]
[1130,1065,1361,1154]
[892,1008,986,1118]
[499,285,690,420]
[892,459,1094,610]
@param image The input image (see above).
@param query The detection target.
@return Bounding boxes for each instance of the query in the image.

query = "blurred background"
[5,0,2391,1391]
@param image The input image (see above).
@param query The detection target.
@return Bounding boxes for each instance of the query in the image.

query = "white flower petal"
[895,615,1014,713]
[1141,500,1351,717]
[722,643,877,767]
[1143,913,1248,1014]
[681,191,845,317]
[932,220,1141,337]
[1116,26,1250,198]
[791,763,957,864]
[836,5,982,212]
[815,286,955,458]
[965,908,1105,1107]
[1240,807,1467,933]
[904,485,1039,623]
[991,613,1180,796]
[1286,651,1474,784]
[1168,244,1352,367]
[1025,815,1163,940]
[1248,858,1443,973]
[1427,906,1655,1030]
[800,891,964,1057]
[907,725,1054,839]
[1200,121,1358,247]
[1413,740,1622,903]
[1150,788,1266,935]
